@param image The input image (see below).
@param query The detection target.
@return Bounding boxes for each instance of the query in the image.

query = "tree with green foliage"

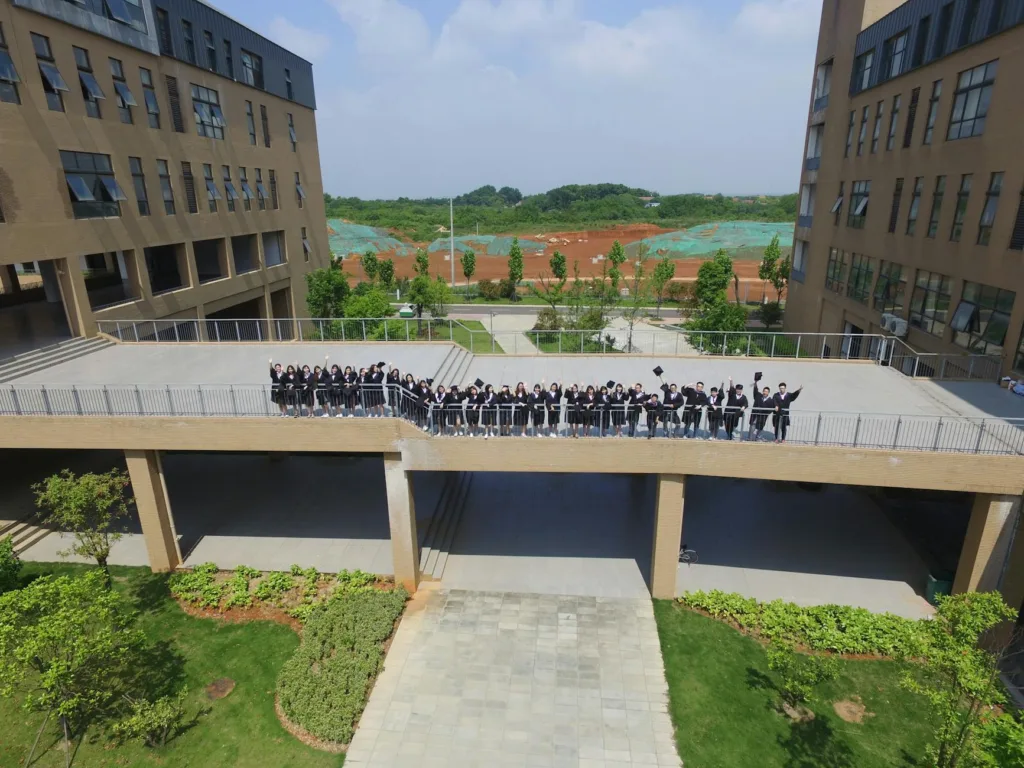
[758,233,790,303]
[304,263,350,318]
[506,237,524,301]
[902,591,1020,768]
[0,570,148,761]
[621,253,651,352]
[975,712,1024,767]
[112,688,192,748]
[651,256,676,317]
[414,247,430,277]
[550,249,567,281]
[460,249,476,284]
[0,536,21,594]
[360,250,379,282]
[376,257,395,289]
[344,288,393,320]
[530,249,568,313]
[766,639,840,714]
[607,240,627,291]
[759,301,784,329]
[33,469,132,584]
[686,250,748,334]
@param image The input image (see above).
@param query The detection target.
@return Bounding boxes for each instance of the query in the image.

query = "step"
[439,348,467,385]
[430,475,473,580]
[423,472,471,578]
[0,339,113,383]
[0,337,107,376]
[0,510,37,538]
[430,345,459,385]
[13,526,52,554]
[418,472,459,571]
[0,336,89,367]
[452,352,475,388]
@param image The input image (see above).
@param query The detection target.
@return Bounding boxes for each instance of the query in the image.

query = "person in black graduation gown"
[497,385,514,436]
[480,384,498,438]
[512,383,529,436]
[401,373,417,420]
[705,383,725,439]
[724,377,748,439]
[430,385,449,434]
[368,364,386,418]
[269,360,287,416]
[328,364,344,417]
[448,385,466,436]
[597,385,612,437]
[315,364,331,417]
[465,385,481,436]
[415,380,433,431]
[750,382,772,440]
[658,375,684,438]
[299,365,316,417]
[681,382,708,438]
[578,385,598,438]
[772,382,803,443]
[529,384,545,437]
[627,383,646,438]
[386,364,401,415]
[544,382,562,437]
[342,366,359,416]
[356,368,370,414]
[643,393,662,439]
[564,384,581,438]
[610,383,628,437]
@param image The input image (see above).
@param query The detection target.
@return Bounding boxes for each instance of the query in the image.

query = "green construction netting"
[426,235,547,256]
[327,220,414,257]
[625,221,794,258]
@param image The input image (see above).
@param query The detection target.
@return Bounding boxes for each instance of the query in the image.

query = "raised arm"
[791,386,803,401]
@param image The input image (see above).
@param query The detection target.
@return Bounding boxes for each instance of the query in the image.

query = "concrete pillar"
[953,493,1022,595]
[1,264,20,293]
[125,450,182,572]
[651,474,685,599]
[38,259,62,303]
[53,258,95,337]
[383,453,419,593]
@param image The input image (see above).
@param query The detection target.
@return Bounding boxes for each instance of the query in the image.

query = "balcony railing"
[1,383,1021,457]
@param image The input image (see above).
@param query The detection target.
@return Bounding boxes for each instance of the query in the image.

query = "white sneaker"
[423,426,430,432]
[348,414,354,418]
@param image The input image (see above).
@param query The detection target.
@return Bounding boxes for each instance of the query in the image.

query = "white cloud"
[266,17,332,61]
[319,0,821,198]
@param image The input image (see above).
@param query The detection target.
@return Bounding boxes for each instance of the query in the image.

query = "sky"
[211,0,823,199]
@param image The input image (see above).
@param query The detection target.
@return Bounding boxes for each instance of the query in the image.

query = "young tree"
[607,240,627,292]
[651,256,676,317]
[550,249,567,281]
[304,264,350,318]
[360,250,379,283]
[376,257,395,289]
[694,249,734,309]
[506,237,524,301]
[0,571,147,760]
[460,249,476,284]
[530,249,568,313]
[33,469,133,584]
[766,639,840,716]
[0,536,21,594]
[621,254,651,352]
[759,301,784,329]
[758,234,790,303]
[902,591,1019,768]
[414,247,431,277]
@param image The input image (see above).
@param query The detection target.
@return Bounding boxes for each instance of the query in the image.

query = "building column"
[53,258,95,337]
[38,259,63,303]
[125,450,182,572]
[651,474,685,599]
[953,493,1022,595]
[1,264,20,294]
[384,453,419,593]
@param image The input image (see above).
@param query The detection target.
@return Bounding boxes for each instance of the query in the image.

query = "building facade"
[0,0,329,344]
[785,0,1024,377]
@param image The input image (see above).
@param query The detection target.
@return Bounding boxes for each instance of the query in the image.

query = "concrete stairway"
[0,511,52,554]
[418,471,472,581]
[433,345,472,386]
[450,350,475,387]
[0,337,114,383]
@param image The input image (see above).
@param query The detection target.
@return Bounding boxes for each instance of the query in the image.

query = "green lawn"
[449,319,504,354]
[653,601,935,768]
[0,563,343,768]
[525,332,624,354]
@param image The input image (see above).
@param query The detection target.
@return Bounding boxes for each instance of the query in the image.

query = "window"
[288,113,297,151]
[302,227,311,261]
[847,181,870,229]
[950,174,972,242]
[977,172,1003,246]
[909,270,952,337]
[255,169,267,211]
[109,58,135,124]
[903,87,920,147]
[911,15,931,68]
[74,47,104,119]
[181,20,196,64]
[791,239,808,279]
[947,60,997,140]
[813,60,832,108]
[223,40,233,79]
[156,8,173,56]
[240,50,263,89]
[269,169,278,210]
[181,162,198,214]
[846,254,874,304]
[886,94,901,150]
[845,110,855,157]
[204,30,216,72]
[832,182,844,225]
[1016,326,1024,372]
[934,3,953,59]
[874,262,906,313]
[245,101,256,145]
[239,167,252,211]
[989,0,1010,35]
[959,0,981,48]
[157,159,174,215]
[260,104,270,147]
[285,68,294,101]
[906,177,924,235]
[927,176,946,238]
[60,150,125,219]
[203,163,221,213]
[870,101,883,153]
[0,23,21,105]
[853,50,873,92]
[129,156,148,216]
[857,106,868,155]
[296,172,307,208]
[799,183,815,221]
[882,30,908,79]
[952,281,1015,355]
[222,166,237,212]
[824,248,848,293]
[33,33,68,112]
[1011,184,1024,251]
[923,80,942,144]
[263,231,284,267]
[190,84,224,139]
[888,178,904,233]
[165,75,185,132]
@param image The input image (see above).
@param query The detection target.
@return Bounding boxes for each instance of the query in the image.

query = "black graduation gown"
[300,371,316,406]
[498,391,514,425]
[706,392,725,429]
[682,387,708,429]
[387,370,401,408]
[528,392,545,425]
[281,372,300,406]
[725,388,749,433]
[481,392,498,426]
[578,393,597,427]
[431,391,449,427]
[513,392,530,426]
[316,370,331,405]
[597,393,612,429]
[660,385,684,424]
[565,390,580,425]
[545,389,563,424]
[270,367,284,404]
[369,370,385,407]
[610,391,628,425]
[751,389,771,429]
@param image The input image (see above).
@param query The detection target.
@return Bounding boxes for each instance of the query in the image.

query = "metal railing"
[2,383,1021,456]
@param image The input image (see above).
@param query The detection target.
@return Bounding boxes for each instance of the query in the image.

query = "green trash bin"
[926,572,954,606]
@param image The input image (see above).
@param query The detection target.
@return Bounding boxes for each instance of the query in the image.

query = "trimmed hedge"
[276,588,408,745]
[679,590,925,658]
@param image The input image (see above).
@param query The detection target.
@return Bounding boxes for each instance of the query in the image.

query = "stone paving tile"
[346,587,682,768]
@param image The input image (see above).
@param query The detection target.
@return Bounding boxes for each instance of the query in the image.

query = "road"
[397,302,687,320]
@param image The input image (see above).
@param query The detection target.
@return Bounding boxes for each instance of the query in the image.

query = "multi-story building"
[785,0,1024,377]
[0,0,329,351]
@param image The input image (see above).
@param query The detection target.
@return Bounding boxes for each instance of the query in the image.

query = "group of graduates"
[269,359,804,442]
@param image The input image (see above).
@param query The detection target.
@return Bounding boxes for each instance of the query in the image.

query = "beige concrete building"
[786,0,1024,377]
[0,0,329,353]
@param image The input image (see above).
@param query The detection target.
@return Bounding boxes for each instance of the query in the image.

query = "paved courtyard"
[346,586,681,768]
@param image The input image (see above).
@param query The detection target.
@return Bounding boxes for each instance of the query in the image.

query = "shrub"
[112,689,191,747]
[276,588,408,744]
[224,565,259,609]
[169,562,223,608]
[766,639,840,709]
[336,569,375,594]
[0,536,21,594]
[498,278,517,300]
[254,571,296,604]
[680,590,925,657]
[478,280,502,301]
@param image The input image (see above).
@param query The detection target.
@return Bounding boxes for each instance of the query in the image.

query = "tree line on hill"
[324,184,798,242]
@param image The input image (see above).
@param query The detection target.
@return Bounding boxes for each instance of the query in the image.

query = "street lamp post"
[449,197,455,287]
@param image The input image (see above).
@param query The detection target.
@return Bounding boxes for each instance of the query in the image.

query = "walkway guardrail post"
[912,356,920,378]
[215,322,221,342]
[892,416,902,449]
[362,320,367,341]
[11,387,21,416]
[71,385,82,415]
[133,385,143,415]
[298,322,303,341]
[230,384,238,416]
[198,385,206,416]
[852,414,861,447]
[102,385,112,415]
[814,412,822,445]
[974,421,985,454]
[257,322,263,341]
[40,385,51,415]
[746,336,752,356]
[771,336,777,357]
[234,320,240,340]
[721,336,727,356]
[969,357,975,379]
[795,336,801,358]
[932,418,943,451]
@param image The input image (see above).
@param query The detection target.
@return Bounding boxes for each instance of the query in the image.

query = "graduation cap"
[378,361,386,368]
[426,378,434,386]
[474,378,485,388]
[653,366,664,377]
[606,380,616,389]
[754,371,763,382]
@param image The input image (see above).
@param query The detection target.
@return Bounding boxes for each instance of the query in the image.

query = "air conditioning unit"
[891,318,909,338]
[880,313,898,332]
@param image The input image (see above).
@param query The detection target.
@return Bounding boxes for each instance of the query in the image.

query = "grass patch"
[0,563,344,768]
[654,601,935,768]
[449,319,504,354]
[526,332,625,354]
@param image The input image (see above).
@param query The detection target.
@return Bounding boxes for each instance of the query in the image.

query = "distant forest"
[323,184,798,242]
